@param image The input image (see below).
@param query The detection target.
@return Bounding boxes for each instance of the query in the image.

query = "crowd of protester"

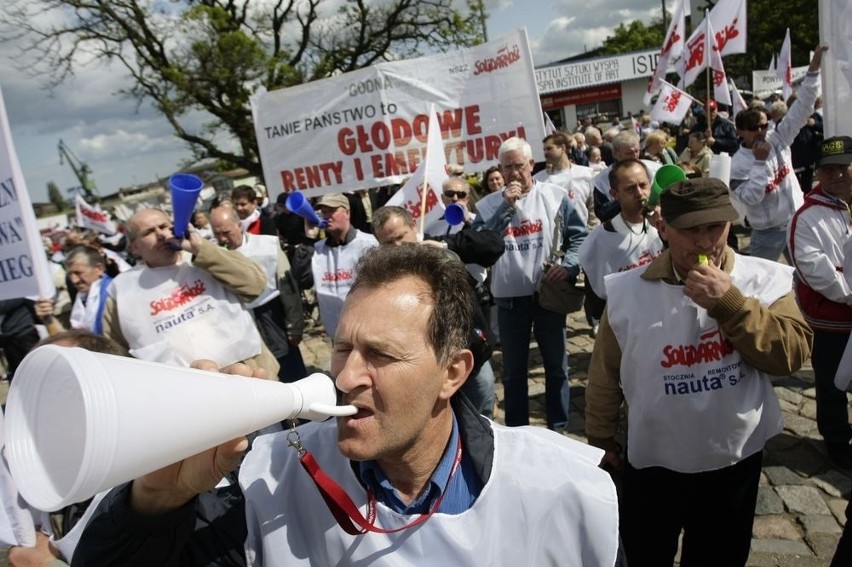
[4,44,852,567]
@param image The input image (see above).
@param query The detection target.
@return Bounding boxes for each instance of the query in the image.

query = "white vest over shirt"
[534,164,594,225]
[476,182,564,298]
[605,254,793,472]
[240,420,619,567]
[579,216,664,299]
[109,256,261,367]
[239,233,281,309]
[312,230,378,337]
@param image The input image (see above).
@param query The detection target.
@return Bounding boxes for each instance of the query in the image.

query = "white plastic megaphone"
[4,346,356,511]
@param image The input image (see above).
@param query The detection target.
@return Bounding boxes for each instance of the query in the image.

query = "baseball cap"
[817,136,852,168]
[706,99,718,111]
[660,177,738,229]
[316,193,350,210]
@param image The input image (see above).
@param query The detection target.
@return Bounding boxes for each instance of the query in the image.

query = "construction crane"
[58,139,98,201]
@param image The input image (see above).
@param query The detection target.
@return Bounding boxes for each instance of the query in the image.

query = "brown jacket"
[103,239,280,376]
[585,247,813,453]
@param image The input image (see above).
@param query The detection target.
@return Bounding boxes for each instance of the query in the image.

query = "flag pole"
[418,104,434,235]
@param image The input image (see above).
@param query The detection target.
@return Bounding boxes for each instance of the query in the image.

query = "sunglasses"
[746,123,769,132]
[444,190,468,199]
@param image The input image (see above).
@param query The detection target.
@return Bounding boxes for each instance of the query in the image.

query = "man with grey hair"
[592,130,661,223]
[35,245,112,335]
[473,136,588,430]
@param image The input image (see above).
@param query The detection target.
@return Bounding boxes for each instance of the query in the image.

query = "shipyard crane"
[58,139,98,201]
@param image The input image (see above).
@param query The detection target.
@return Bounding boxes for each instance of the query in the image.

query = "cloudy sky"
[2,0,672,203]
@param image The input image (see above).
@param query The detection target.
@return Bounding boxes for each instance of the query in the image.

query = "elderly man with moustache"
[72,245,620,567]
[102,208,278,374]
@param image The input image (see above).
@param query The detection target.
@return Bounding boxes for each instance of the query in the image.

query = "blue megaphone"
[286,192,327,228]
[445,203,467,226]
[169,173,204,239]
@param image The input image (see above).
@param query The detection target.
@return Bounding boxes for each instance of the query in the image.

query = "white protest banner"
[651,81,696,125]
[678,13,709,89]
[819,0,852,138]
[777,29,793,100]
[752,66,809,99]
[644,0,685,105]
[707,18,732,107]
[708,0,747,56]
[75,194,117,235]
[254,29,543,200]
[0,86,56,301]
[730,80,749,118]
[387,105,447,232]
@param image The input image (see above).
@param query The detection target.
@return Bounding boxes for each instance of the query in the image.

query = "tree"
[2,0,485,176]
[47,181,66,209]
[599,19,665,55]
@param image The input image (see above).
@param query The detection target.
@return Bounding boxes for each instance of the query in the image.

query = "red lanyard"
[297,436,463,536]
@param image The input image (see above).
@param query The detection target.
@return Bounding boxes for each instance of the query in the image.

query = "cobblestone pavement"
[0,307,845,566]
[300,310,848,566]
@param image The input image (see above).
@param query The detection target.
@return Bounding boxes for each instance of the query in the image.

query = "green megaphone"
[648,164,687,208]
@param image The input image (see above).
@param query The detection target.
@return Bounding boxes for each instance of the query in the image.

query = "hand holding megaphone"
[4,346,356,511]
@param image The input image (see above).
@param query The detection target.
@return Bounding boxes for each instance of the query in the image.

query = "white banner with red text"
[75,195,117,235]
[253,28,544,200]
[0,86,56,301]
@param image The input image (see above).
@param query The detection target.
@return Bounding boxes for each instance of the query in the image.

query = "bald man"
[209,206,307,382]
[103,208,278,374]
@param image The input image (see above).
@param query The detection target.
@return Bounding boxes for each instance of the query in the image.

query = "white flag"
[75,194,117,235]
[651,81,695,125]
[0,86,56,301]
[777,28,793,100]
[730,80,749,119]
[544,112,557,135]
[769,54,776,72]
[677,12,710,89]
[387,105,447,232]
[644,0,686,105]
[709,0,748,56]
[707,18,732,107]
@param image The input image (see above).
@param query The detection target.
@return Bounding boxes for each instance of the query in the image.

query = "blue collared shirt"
[358,414,480,515]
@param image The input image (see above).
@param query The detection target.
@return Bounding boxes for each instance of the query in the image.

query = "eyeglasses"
[746,123,769,132]
[444,190,468,199]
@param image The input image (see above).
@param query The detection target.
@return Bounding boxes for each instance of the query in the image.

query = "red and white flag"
[707,18,732,107]
[709,0,747,56]
[651,80,695,125]
[387,104,447,233]
[75,194,117,235]
[677,13,709,89]
[777,28,793,100]
[730,80,749,119]
[644,0,686,105]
